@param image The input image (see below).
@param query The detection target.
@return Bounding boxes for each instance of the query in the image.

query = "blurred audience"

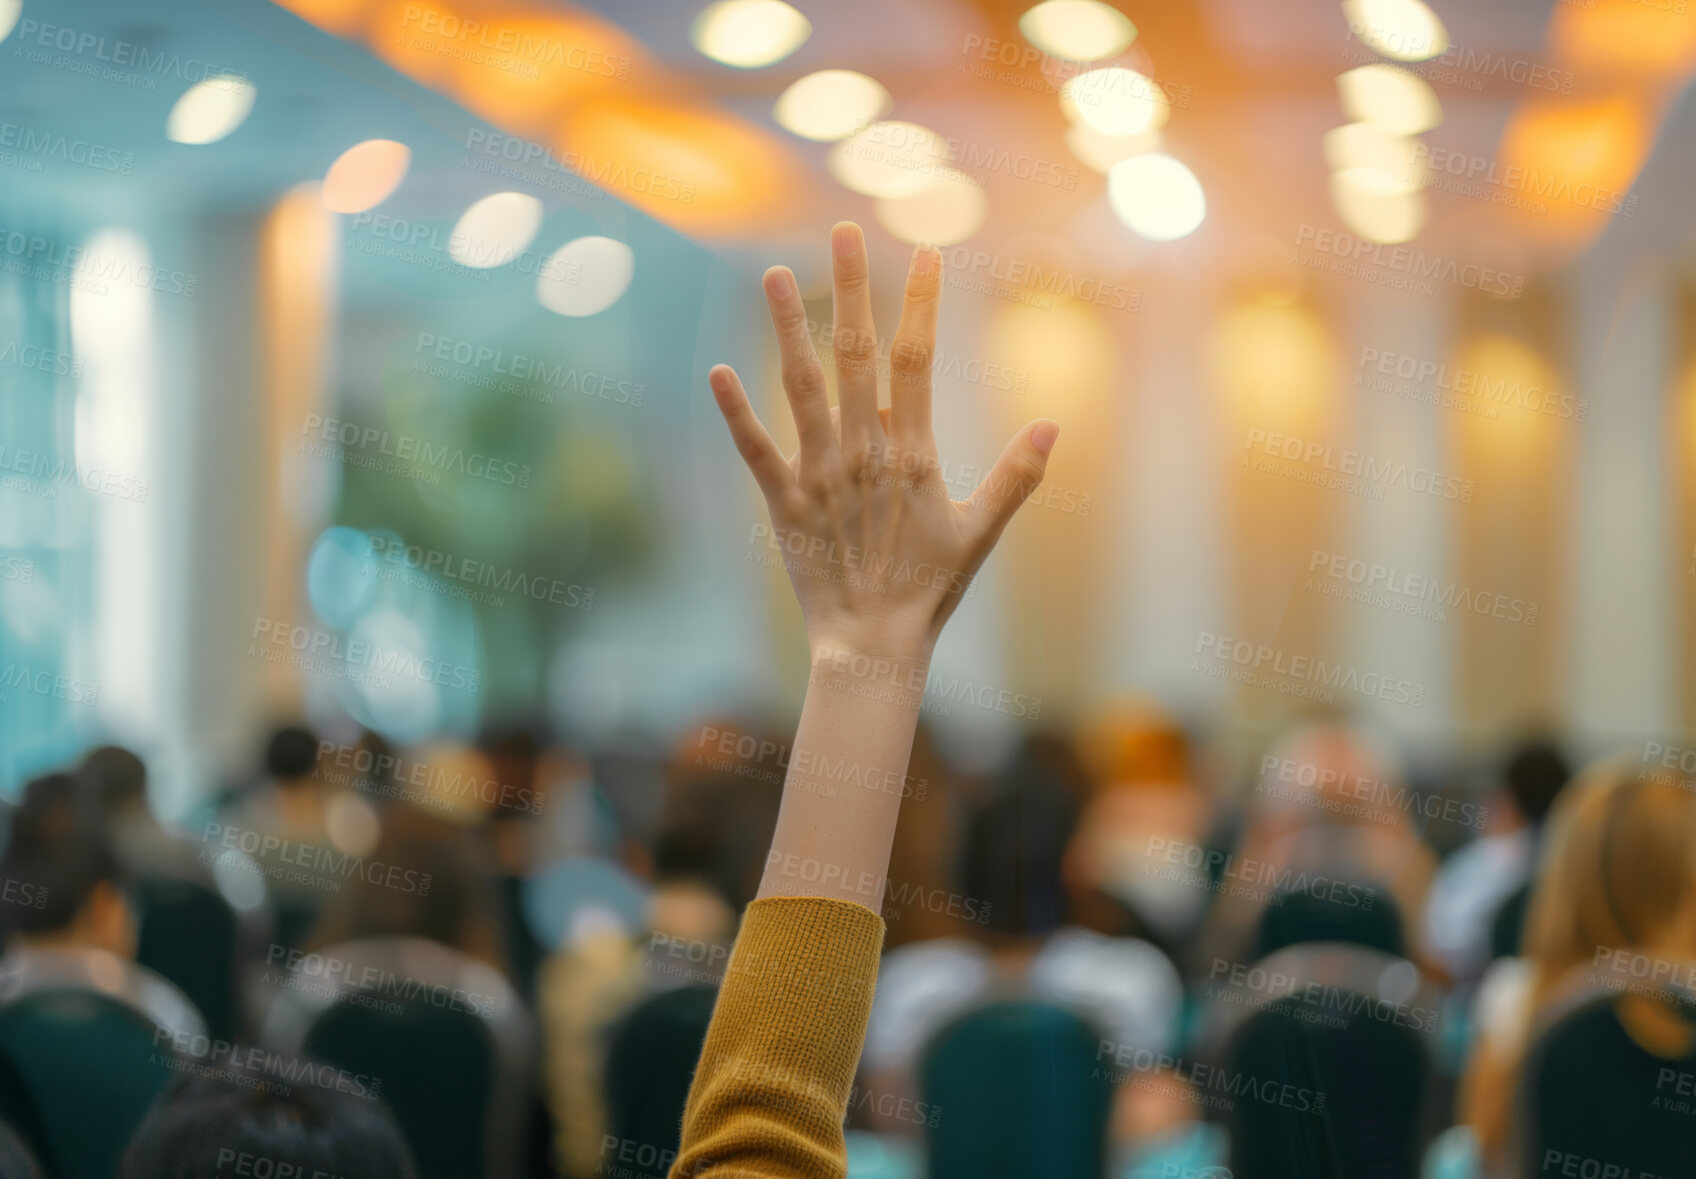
[0,717,1688,1179]
[1460,758,1696,1174]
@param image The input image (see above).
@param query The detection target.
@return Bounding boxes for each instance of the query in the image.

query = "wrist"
[807,620,936,666]
[807,635,934,711]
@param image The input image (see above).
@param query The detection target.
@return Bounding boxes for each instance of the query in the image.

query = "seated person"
[120,1074,415,1179]
[0,773,133,961]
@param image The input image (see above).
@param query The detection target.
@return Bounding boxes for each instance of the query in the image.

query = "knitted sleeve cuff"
[672,897,887,1179]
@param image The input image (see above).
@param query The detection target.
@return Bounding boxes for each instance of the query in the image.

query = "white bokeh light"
[1062,67,1170,136]
[774,70,891,141]
[691,0,811,68]
[537,236,635,317]
[828,121,949,199]
[166,75,256,145]
[1019,0,1137,61]
[1107,153,1206,241]
[449,192,544,269]
[874,169,988,246]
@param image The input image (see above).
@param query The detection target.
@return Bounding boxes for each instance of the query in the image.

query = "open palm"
[708,222,1060,659]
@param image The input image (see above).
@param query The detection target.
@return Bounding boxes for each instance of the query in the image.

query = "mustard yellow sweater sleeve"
[670,897,886,1179]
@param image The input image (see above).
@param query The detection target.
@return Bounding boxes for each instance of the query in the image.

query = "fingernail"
[1031,420,1060,456]
[831,224,860,259]
[912,245,938,277]
[763,267,794,299]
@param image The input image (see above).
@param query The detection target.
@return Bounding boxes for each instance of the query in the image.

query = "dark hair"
[77,746,148,811]
[264,726,322,782]
[1503,737,1570,826]
[1225,989,1428,1179]
[0,773,119,936]
[120,1074,416,1179]
[961,735,1084,939]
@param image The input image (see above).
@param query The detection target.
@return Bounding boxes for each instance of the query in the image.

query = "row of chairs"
[0,932,529,1179]
[5,897,1692,1179]
[607,943,1696,1179]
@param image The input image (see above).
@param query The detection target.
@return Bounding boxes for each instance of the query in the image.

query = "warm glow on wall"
[982,300,1114,418]
[1211,297,1332,433]
[1681,354,1696,460]
[1450,333,1567,471]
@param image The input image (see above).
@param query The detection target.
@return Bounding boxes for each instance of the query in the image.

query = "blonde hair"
[1465,757,1696,1162]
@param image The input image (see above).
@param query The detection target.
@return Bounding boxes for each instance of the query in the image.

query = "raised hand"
[708,221,1059,660]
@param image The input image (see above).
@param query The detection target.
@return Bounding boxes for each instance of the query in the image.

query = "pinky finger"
[709,364,794,500]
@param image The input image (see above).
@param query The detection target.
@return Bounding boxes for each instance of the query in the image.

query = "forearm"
[757,637,932,913]
[670,638,926,1179]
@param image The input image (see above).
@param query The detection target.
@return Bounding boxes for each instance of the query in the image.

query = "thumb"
[965,419,1059,545]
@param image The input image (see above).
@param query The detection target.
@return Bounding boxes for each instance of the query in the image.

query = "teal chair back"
[920,1000,1112,1179]
[134,877,240,1041]
[0,989,182,1179]
[304,996,497,1179]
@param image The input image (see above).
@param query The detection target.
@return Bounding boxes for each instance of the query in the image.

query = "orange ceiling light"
[556,97,811,233]
[447,13,645,131]
[271,0,374,36]
[1495,94,1653,239]
[364,2,648,134]
[367,0,460,85]
[1548,0,1696,84]
[284,0,807,240]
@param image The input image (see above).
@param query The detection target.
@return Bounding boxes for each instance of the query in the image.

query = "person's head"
[1258,720,1404,831]
[264,726,321,790]
[962,734,1084,942]
[1503,736,1571,828]
[306,802,504,967]
[120,1074,416,1179]
[657,727,784,910]
[1523,758,1696,986]
[76,746,148,816]
[0,773,132,957]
